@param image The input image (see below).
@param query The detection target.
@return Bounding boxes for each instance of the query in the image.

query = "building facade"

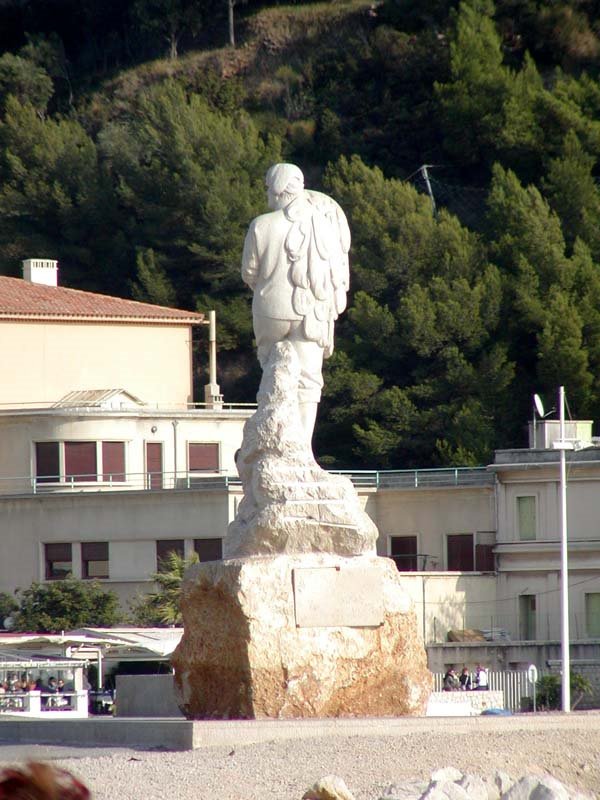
[2,260,600,689]
[0,261,251,607]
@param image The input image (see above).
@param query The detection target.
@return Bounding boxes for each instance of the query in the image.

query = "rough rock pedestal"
[172,342,432,719]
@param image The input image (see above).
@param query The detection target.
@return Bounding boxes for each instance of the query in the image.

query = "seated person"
[442,667,460,691]
[459,667,472,690]
[474,664,489,690]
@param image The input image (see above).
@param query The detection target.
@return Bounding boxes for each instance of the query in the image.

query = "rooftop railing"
[0,466,494,498]
[329,467,495,489]
[0,401,257,414]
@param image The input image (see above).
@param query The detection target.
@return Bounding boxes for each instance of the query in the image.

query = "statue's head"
[265,163,304,210]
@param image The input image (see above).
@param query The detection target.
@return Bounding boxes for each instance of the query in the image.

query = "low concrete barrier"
[426,690,504,716]
[115,674,183,718]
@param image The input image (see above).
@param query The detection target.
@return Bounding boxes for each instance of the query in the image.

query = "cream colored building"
[0,260,252,607]
[493,439,600,643]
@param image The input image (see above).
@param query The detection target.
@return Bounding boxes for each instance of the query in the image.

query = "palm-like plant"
[130,551,199,626]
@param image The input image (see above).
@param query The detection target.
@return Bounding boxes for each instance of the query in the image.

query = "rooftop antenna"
[532,393,555,448]
[419,165,437,215]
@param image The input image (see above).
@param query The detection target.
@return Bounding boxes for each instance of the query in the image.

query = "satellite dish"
[534,394,545,418]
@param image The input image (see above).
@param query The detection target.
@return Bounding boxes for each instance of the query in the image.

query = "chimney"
[22,258,58,287]
[204,310,223,409]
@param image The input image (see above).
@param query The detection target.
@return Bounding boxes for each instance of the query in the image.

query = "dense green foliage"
[12,579,124,632]
[130,551,199,626]
[2,0,600,466]
[0,591,18,628]
[536,671,593,710]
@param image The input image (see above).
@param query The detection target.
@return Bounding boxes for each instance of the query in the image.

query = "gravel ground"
[1,713,600,799]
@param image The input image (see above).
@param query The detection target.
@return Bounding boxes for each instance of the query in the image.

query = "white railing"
[0,467,494,498]
[0,401,257,413]
[329,467,495,489]
[0,690,88,716]
[0,471,243,497]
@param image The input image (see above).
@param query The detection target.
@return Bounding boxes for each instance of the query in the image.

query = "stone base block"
[172,553,432,719]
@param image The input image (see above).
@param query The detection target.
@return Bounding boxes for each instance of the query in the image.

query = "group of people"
[0,675,66,694]
[442,664,489,692]
[0,674,70,709]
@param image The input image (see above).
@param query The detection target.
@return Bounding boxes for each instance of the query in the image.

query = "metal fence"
[0,467,494,498]
[433,670,532,712]
[329,467,495,489]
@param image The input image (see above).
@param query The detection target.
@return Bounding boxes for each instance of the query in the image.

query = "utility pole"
[554,385,571,712]
[420,165,437,215]
[228,0,236,47]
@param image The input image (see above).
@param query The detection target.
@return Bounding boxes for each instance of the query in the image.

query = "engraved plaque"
[293,565,384,627]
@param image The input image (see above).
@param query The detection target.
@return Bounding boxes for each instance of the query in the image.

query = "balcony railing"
[0,471,242,496]
[0,400,257,413]
[0,466,494,498]
[329,467,495,489]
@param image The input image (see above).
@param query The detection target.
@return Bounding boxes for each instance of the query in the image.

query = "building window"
[475,531,495,571]
[102,442,125,482]
[82,542,109,579]
[194,538,223,562]
[447,533,474,571]
[35,442,60,483]
[45,543,72,580]
[519,594,536,640]
[35,441,126,484]
[146,442,163,490]
[188,443,219,472]
[390,536,418,571]
[156,539,184,571]
[64,441,97,482]
[585,594,600,638]
[517,496,536,540]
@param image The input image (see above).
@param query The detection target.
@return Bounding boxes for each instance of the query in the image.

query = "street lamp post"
[553,385,571,712]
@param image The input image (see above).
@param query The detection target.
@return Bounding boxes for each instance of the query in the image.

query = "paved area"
[1,710,600,751]
[1,713,600,799]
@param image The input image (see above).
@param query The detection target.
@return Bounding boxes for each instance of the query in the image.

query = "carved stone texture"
[224,340,378,558]
[171,553,432,720]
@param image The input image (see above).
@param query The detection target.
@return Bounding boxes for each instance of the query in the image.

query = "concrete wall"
[115,674,183,717]
[494,459,600,640]
[0,487,238,607]
[373,486,496,570]
[427,690,504,715]
[0,321,194,406]
[398,572,497,645]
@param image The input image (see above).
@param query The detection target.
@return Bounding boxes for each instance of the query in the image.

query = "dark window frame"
[156,539,185,572]
[447,533,475,571]
[193,538,223,562]
[188,442,220,472]
[44,542,72,580]
[102,442,126,482]
[35,440,127,484]
[390,535,418,571]
[82,541,109,579]
[35,442,60,483]
[64,441,97,483]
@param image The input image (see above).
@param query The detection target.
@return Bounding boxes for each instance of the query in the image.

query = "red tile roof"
[0,276,206,324]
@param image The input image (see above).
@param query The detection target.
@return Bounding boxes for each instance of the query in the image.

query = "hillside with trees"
[1,0,600,467]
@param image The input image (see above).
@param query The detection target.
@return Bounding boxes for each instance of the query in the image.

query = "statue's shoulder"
[305,189,345,215]
[249,208,284,233]
[304,190,350,254]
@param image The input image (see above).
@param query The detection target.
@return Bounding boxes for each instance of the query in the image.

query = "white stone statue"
[242,163,350,442]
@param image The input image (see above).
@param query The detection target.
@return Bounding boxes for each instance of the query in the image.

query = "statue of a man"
[242,163,350,442]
